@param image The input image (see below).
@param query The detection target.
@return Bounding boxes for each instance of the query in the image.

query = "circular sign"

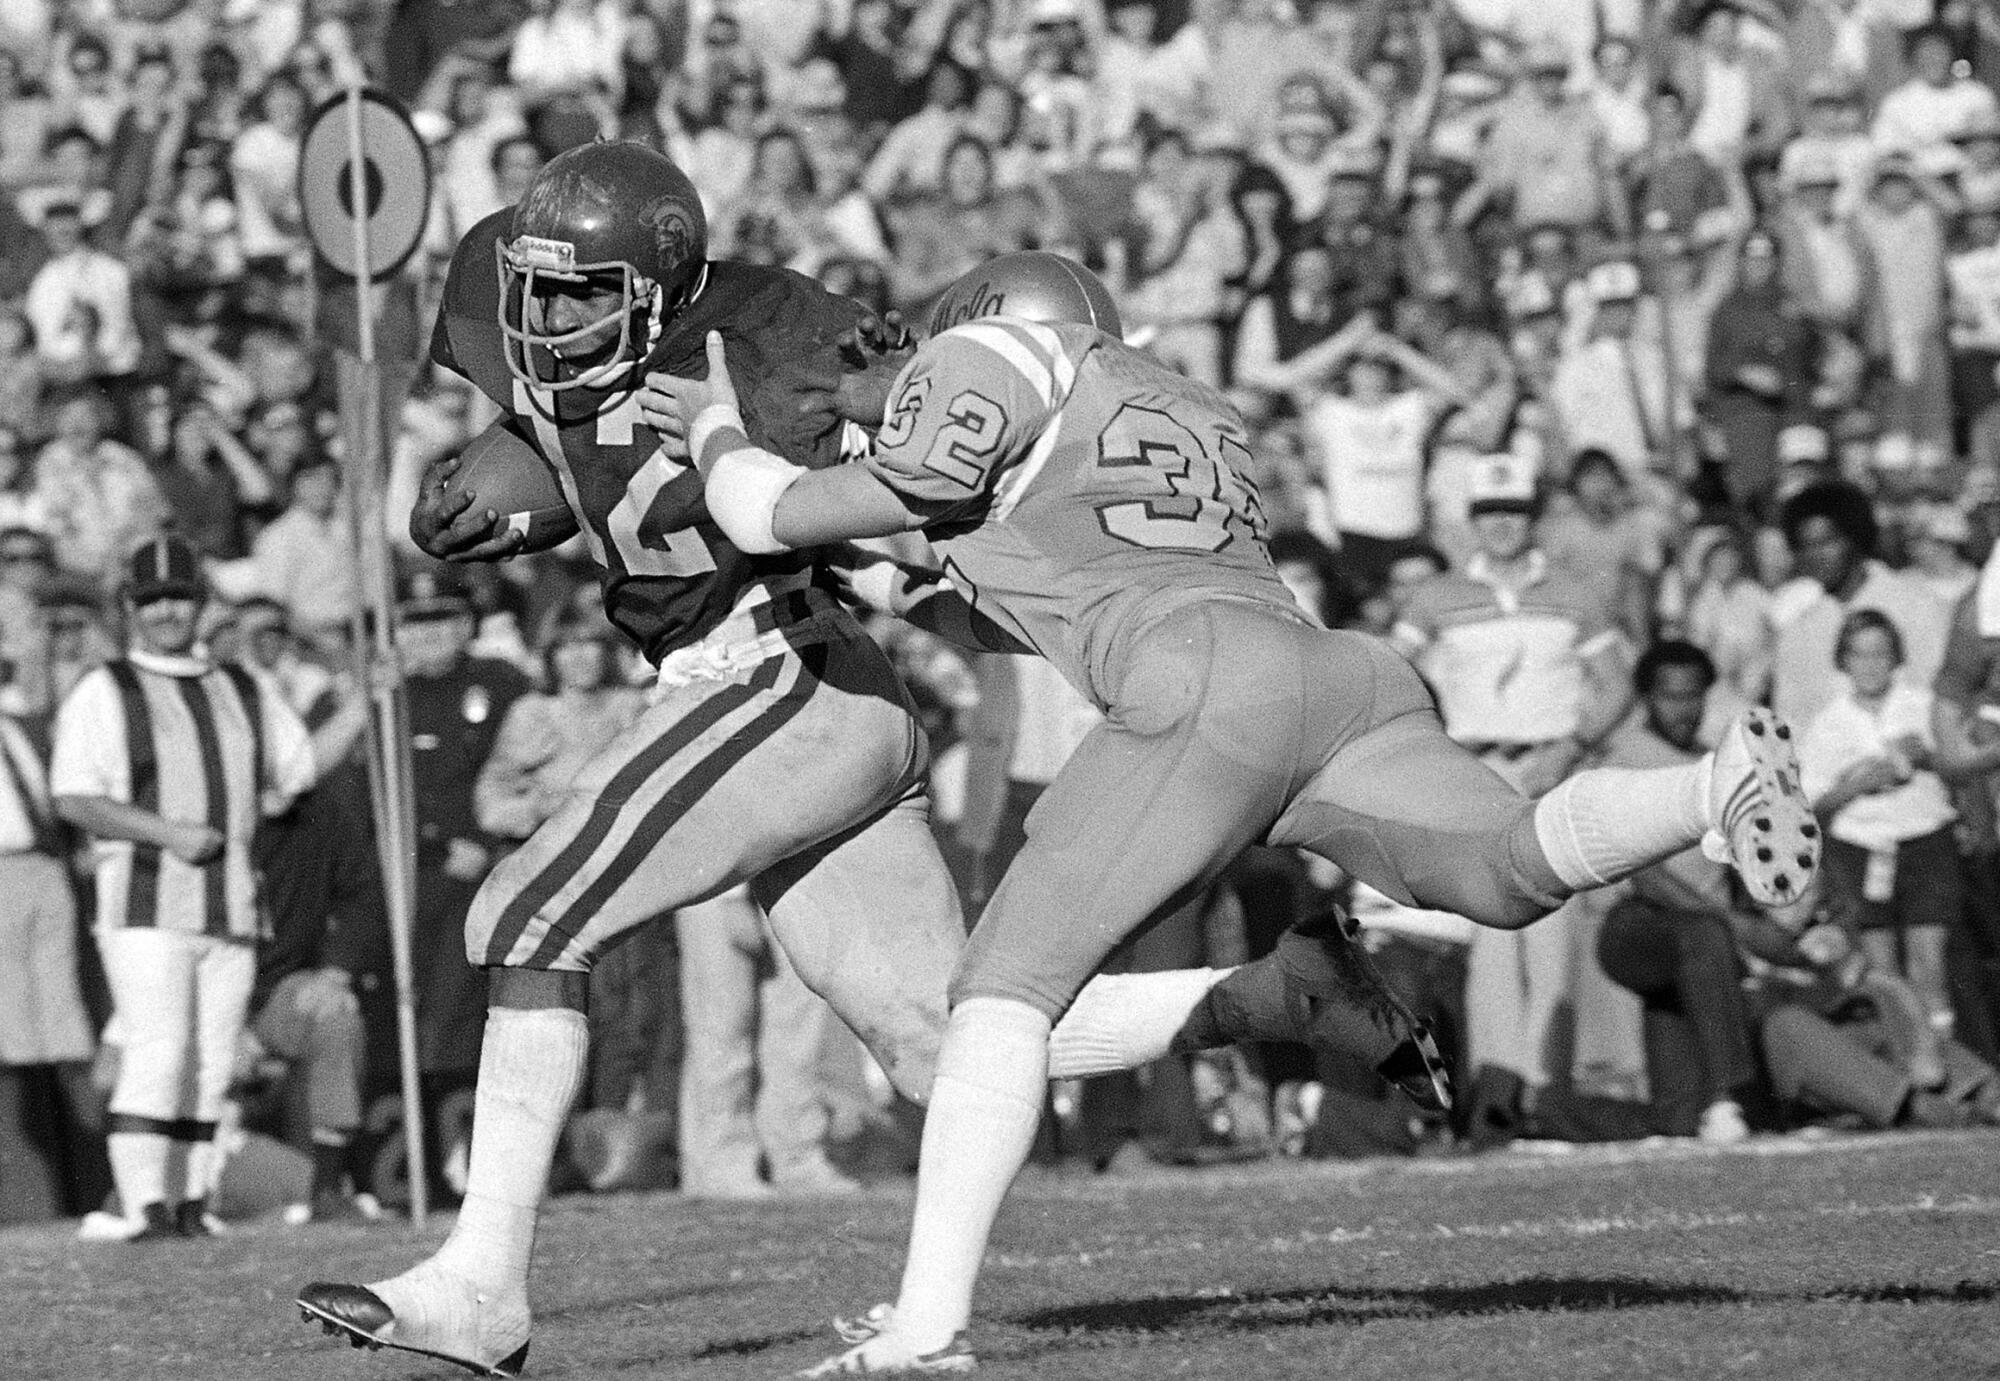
[298,88,431,283]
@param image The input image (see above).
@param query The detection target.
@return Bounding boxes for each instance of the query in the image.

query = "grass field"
[8,1128,1999,1381]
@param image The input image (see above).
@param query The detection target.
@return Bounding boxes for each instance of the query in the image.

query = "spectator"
[53,535,314,1240]
[1539,448,1667,641]
[23,198,140,387]
[1672,525,1776,727]
[1858,155,1953,450]
[1771,479,1950,727]
[1393,455,1632,1144]
[1596,640,1789,1141]
[861,59,977,204]
[1704,229,1820,517]
[1873,24,1999,173]
[1262,315,1469,588]
[31,393,168,587]
[1757,894,2000,1130]
[1801,607,1963,1031]
[1671,0,1794,169]
[228,72,309,270]
[245,455,358,637]
[397,567,529,1197]
[1453,41,1629,240]
[1551,260,1677,481]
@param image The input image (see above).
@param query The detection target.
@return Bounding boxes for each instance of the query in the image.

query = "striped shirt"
[1394,550,1622,746]
[51,648,315,940]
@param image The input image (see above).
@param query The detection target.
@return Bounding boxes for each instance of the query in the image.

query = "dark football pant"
[462,590,962,1102]
[954,601,1564,1017]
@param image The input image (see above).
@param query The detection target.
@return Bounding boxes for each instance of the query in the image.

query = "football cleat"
[1276,911,1454,1113]
[1700,709,1820,907]
[797,1329,977,1376]
[297,1269,530,1378]
[832,1303,898,1345]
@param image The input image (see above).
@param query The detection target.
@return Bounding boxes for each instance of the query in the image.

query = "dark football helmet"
[927,251,1123,340]
[497,141,709,391]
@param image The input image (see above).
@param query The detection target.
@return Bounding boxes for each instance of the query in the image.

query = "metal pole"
[345,85,430,1226]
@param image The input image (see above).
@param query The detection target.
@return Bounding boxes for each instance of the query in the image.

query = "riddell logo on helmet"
[512,236,577,271]
[935,282,1007,331]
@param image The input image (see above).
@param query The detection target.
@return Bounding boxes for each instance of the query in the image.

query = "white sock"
[1047,969,1226,1078]
[107,1131,170,1216]
[890,998,1050,1351]
[423,1007,590,1297]
[1533,762,1707,890]
[183,1139,214,1204]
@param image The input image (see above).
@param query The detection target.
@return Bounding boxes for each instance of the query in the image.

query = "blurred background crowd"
[5,0,2000,1229]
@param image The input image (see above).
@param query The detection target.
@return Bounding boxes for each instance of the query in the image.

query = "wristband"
[705,446,806,554]
[689,402,747,474]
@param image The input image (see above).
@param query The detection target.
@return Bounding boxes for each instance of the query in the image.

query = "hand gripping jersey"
[433,207,866,662]
[861,316,1293,706]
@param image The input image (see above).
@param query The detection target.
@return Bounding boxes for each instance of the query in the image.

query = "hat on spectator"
[126,535,207,604]
[1585,259,1642,303]
[1871,153,1917,185]
[1782,145,1842,190]
[0,527,53,567]
[1440,68,1507,103]
[1519,39,1571,75]
[1467,454,1540,515]
[1504,271,1560,320]
[1913,502,1971,548]
[1325,143,1380,182]
[1029,0,1084,22]
[410,109,454,145]
[1803,70,1863,105]
[788,58,847,113]
[1776,423,1829,464]
[1954,107,2000,145]
[397,567,474,622]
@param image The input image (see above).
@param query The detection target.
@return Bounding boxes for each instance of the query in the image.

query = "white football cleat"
[297,1260,531,1377]
[1701,709,1819,907]
[802,1310,975,1376]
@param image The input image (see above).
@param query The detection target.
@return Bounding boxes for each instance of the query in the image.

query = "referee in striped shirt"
[53,535,315,1240]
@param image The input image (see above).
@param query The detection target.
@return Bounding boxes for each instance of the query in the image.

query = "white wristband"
[705,446,805,554]
[689,402,747,474]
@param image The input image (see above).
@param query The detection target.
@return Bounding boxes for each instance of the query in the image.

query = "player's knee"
[947,964,1075,1025]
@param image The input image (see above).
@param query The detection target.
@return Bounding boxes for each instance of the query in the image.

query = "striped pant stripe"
[517,644,825,969]
[480,657,789,966]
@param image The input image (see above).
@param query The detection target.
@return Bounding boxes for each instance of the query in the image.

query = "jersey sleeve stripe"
[992,409,1064,521]
[950,322,1058,405]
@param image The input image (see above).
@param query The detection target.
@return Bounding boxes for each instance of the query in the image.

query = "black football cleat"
[297,1281,531,1378]
[1375,1021,1456,1115]
[129,1202,181,1242]
[1278,909,1454,1113]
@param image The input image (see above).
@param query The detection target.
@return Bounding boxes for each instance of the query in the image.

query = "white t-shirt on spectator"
[1303,391,1433,540]
[24,248,139,376]
[507,3,624,102]
[1873,78,2000,171]
[1799,678,1956,851]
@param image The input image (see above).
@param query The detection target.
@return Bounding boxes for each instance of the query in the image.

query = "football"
[443,426,579,553]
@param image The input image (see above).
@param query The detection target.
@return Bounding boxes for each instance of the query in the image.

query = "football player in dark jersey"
[296,146,1441,1377]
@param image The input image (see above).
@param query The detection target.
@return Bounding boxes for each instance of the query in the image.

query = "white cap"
[1467,452,1540,512]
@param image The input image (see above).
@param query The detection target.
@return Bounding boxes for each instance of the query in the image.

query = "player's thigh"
[953,643,1296,1017]
[1271,699,1549,928]
[471,636,926,971]
[755,786,962,1103]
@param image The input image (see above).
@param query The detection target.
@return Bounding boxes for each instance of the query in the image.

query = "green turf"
[7,1129,1997,1381]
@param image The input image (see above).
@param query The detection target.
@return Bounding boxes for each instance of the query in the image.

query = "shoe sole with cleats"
[1706,709,1819,907]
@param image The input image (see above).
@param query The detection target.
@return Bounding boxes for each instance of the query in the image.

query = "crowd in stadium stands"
[5,0,2000,1229]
